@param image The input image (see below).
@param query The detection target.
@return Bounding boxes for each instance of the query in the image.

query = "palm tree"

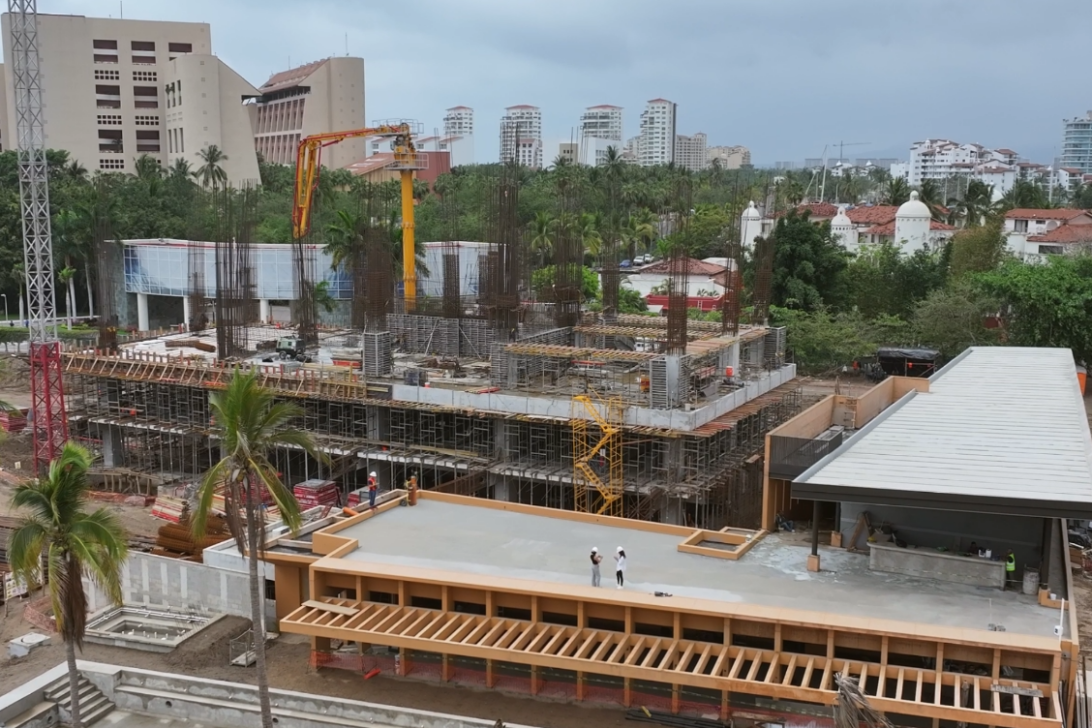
[957,180,995,227]
[916,180,946,220]
[196,145,229,189]
[168,157,195,184]
[8,443,128,728]
[578,212,602,266]
[325,209,367,273]
[313,281,336,314]
[192,371,326,728]
[882,177,912,206]
[528,211,556,266]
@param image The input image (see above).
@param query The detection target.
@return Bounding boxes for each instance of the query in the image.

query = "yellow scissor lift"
[571,393,624,517]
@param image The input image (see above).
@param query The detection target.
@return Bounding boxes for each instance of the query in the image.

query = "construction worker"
[367,471,379,511]
[590,547,602,587]
[1006,549,1017,588]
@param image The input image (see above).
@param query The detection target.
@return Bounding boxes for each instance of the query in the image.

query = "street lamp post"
[1,294,8,321]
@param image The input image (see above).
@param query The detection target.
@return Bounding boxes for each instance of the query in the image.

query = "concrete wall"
[869,542,1006,589]
[84,551,259,621]
[840,502,1043,574]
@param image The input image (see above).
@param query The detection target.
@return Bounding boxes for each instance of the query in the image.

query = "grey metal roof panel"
[794,347,1092,514]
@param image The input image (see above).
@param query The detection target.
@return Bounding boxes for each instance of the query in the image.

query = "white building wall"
[163,54,259,186]
[499,105,541,166]
[0,62,7,151]
[1,13,211,174]
[443,106,474,136]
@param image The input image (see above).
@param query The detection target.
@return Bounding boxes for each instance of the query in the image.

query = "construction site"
[59,156,800,532]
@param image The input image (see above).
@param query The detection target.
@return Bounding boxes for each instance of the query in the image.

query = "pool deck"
[334,499,1061,638]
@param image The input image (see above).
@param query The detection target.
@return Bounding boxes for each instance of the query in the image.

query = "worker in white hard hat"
[367,471,379,511]
[589,547,603,587]
[614,546,627,589]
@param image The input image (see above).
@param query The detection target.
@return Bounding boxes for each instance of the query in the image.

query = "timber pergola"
[282,595,1062,728]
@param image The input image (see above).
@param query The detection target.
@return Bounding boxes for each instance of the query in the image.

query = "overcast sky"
[8,0,1091,165]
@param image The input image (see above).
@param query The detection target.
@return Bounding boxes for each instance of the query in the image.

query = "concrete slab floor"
[96,710,214,728]
[339,500,1062,638]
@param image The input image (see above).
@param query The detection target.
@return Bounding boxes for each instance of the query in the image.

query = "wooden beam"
[694,644,714,675]
[302,599,359,616]
[576,631,601,659]
[478,620,508,647]
[728,649,747,680]
[781,655,798,687]
[802,657,815,690]
[625,637,648,666]
[460,620,492,646]
[590,634,617,663]
[641,639,663,668]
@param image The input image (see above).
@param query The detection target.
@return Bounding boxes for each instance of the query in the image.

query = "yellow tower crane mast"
[291,121,426,310]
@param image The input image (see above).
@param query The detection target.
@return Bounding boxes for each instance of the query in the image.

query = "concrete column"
[493,480,510,503]
[663,496,685,526]
[136,293,149,331]
[181,295,191,330]
[259,298,270,323]
[101,425,123,469]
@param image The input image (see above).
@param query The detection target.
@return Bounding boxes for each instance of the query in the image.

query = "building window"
[96,114,122,126]
[168,42,193,53]
[1014,220,1028,233]
[180,128,184,154]
[94,69,120,81]
[131,40,156,51]
[99,158,125,170]
[98,129,123,153]
[133,71,158,83]
[132,54,156,65]
[133,86,159,109]
[136,130,160,153]
[95,84,121,109]
[134,115,160,126]
[93,39,117,49]
[93,53,118,64]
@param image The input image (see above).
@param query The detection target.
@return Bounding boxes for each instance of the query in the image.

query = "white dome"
[896,191,931,219]
[832,205,852,227]
[741,200,761,220]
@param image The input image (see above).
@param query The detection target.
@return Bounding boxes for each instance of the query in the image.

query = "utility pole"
[8,0,68,468]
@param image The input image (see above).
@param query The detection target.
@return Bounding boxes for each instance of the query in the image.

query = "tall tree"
[997,179,1051,212]
[948,220,1007,278]
[956,179,996,227]
[916,180,946,220]
[192,372,326,728]
[196,145,229,189]
[882,177,912,206]
[8,443,128,728]
[769,211,849,311]
[528,211,556,266]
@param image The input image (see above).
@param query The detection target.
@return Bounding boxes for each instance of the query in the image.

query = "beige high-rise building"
[675,131,707,172]
[249,57,366,168]
[163,56,261,184]
[708,145,751,169]
[0,13,214,174]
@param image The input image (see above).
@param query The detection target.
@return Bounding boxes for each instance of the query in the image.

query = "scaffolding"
[571,394,624,518]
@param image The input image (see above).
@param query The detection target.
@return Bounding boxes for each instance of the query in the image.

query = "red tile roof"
[769,202,840,219]
[506,104,538,110]
[587,104,621,109]
[863,220,955,235]
[1028,225,1092,244]
[447,105,472,111]
[1060,167,1083,174]
[647,98,673,104]
[995,148,1018,155]
[1004,208,1089,220]
[259,59,328,93]
[846,205,900,225]
[641,257,726,277]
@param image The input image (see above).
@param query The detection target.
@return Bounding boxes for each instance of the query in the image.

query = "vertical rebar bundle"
[214,187,257,358]
[441,182,461,319]
[187,242,207,333]
[665,176,692,354]
[553,185,583,329]
[751,233,775,325]
[364,224,392,332]
[720,235,742,336]
[293,239,317,347]
[484,169,522,334]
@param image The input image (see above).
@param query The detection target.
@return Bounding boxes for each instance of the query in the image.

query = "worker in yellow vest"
[1006,549,1016,588]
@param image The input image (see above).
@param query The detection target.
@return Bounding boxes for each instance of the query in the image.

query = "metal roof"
[794,347,1092,518]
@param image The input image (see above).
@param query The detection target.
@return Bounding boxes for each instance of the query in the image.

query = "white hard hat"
[617,546,623,552]
[591,547,598,553]
[370,471,377,477]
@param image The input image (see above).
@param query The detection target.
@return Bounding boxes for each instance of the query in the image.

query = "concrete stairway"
[45,675,112,727]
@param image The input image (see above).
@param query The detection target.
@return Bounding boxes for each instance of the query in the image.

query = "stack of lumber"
[293,479,340,509]
[151,494,187,523]
[155,515,230,560]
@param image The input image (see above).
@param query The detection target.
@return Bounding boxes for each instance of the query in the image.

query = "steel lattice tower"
[8,0,68,467]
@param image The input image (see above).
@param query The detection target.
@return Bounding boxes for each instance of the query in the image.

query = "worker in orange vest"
[367,471,378,511]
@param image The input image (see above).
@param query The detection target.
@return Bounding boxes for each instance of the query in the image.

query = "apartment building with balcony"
[675,131,708,172]
[638,98,676,167]
[578,104,622,165]
[708,145,750,169]
[1060,112,1092,175]
[499,105,542,168]
[249,57,366,168]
